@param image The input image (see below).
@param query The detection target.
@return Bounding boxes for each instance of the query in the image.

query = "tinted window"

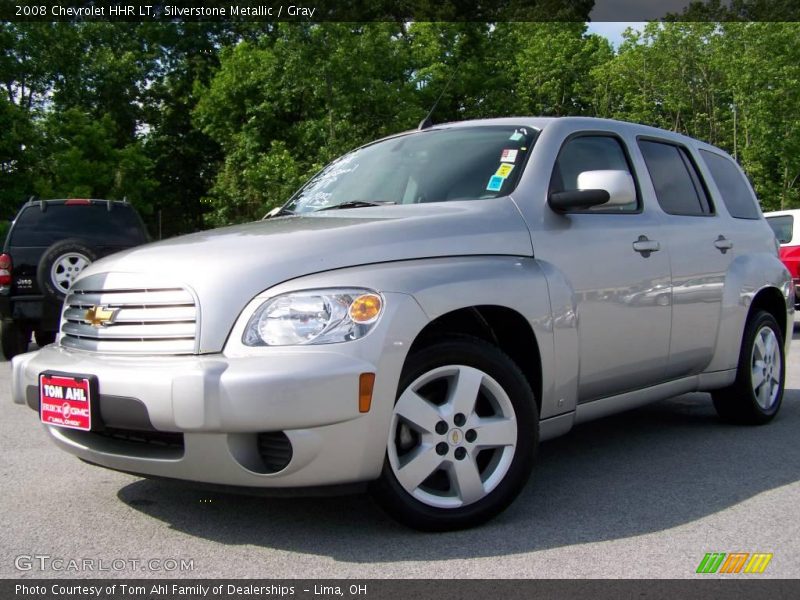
[550,135,638,212]
[766,215,793,244]
[285,126,538,213]
[699,150,761,219]
[10,204,148,247]
[639,140,712,216]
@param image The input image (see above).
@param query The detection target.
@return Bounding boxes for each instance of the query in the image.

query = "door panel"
[637,139,731,377]
[537,214,672,401]
[537,133,672,402]
[659,217,729,377]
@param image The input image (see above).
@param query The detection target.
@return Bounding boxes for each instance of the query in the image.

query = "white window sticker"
[500,149,518,163]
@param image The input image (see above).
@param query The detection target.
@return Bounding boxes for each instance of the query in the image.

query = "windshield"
[284,125,538,214]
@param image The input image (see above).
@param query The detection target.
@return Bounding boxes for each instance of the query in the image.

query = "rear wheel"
[712,310,785,425]
[1,320,31,360]
[370,336,537,531]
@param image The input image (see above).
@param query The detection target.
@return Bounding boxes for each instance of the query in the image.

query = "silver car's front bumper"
[11,293,427,488]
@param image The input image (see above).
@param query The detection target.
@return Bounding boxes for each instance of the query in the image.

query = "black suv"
[0,199,149,359]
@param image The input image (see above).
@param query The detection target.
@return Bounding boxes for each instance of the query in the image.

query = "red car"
[765,209,800,306]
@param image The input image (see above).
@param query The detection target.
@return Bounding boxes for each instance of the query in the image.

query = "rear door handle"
[714,235,733,254]
[633,235,660,257]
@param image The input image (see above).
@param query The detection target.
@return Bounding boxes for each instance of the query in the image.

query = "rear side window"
[766,215,793,244]
[699,150,761,219]
[639,140,712,216]
[9,204,148,247]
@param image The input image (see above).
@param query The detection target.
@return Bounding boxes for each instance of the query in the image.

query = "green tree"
[33,108,155,207]
[195,23,420,224]
[493,22,613,117]
[0,95,39,217]
[594,20,800,211]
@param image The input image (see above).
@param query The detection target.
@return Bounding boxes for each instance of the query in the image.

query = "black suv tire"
[34,329,57,347]
[37,239,98,301]
[1,320,31,360]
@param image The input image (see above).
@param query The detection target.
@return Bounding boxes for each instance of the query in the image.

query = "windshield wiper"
[263,206,295,219]
[318,200,396,211]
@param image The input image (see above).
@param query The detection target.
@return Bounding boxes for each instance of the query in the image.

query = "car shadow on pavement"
[118,389,800,561]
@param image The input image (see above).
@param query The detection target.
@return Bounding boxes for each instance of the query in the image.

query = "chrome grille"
[60,286,198,355]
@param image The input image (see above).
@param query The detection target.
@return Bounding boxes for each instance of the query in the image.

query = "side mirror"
[548,170,636,212]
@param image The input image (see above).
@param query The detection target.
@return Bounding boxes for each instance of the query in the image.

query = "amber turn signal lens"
[359,373,375,413]
[349,293,382,324]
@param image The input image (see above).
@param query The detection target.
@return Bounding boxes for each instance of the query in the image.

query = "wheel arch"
[706,252,792,373]
[748,286,788,344]
[408,305,543,413]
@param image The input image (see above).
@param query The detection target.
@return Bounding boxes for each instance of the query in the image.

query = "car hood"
[78,198,532,352]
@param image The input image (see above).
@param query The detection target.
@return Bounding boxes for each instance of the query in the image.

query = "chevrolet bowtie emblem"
[84,305,118,327]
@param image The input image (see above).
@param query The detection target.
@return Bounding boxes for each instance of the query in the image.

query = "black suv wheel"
[37,239,98,301]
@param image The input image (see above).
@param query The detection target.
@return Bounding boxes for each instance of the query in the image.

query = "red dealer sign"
[39,373,94,431]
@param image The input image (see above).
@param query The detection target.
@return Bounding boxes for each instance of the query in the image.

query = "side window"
[550,135,638,212]
[766,215,793,244]
[638,140,713,216]
[699,149,761,219]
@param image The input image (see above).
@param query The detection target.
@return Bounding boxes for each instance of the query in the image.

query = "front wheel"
[712,310,785,425]
[370,336,537,531]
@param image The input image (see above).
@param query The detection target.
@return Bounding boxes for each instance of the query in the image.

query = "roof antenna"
[418,67,458,130]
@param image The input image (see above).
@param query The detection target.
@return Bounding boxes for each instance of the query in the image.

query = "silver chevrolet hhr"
[11,117,793,530]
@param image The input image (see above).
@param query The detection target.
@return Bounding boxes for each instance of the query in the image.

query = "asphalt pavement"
[2,324,799,579]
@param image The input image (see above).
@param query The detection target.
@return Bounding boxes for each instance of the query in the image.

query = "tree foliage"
[1,20,799,233]
[595,21,800,210]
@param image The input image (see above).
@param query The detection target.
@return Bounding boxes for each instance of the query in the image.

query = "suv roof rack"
[26,197,130,212]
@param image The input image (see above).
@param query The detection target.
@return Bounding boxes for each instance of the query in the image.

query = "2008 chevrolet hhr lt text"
[11,117,793,530]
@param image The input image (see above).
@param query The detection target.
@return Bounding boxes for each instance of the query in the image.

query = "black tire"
[37,239,97,301]
[1,320,32,360]
[34,329,56,347]
[370,336,538,531]
[712,310,785,425]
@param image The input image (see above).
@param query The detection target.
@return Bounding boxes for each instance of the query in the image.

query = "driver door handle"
[714,235,733,254]
[633,235,660,257]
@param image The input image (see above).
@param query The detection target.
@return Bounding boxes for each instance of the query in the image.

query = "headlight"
[242,288,384,346]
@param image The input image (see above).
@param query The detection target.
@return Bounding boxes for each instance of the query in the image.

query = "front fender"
[257,256,564,420]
